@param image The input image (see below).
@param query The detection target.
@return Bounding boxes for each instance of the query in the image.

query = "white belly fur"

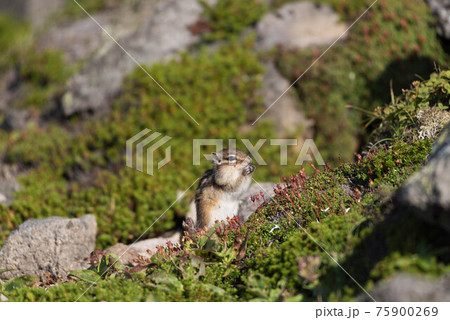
[208,176,252,228]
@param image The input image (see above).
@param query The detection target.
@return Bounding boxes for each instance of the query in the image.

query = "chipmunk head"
[211,149,255,188]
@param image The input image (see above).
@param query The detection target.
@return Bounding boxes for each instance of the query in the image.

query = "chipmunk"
[195,148,255,229]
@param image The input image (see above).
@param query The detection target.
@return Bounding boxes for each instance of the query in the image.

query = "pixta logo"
[126,129,172,176]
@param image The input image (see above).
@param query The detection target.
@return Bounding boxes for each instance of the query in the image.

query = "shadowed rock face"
[359,273,450,302]
[428,0,450,40]
[398,124,450,233]
[0,215,97,281]
[61,0,206,117]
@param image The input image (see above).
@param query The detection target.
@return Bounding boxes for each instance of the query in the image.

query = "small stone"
[129,231,181,258]
[105,243,140,266]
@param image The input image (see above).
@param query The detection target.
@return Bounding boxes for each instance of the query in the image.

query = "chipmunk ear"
[211,152,221,164]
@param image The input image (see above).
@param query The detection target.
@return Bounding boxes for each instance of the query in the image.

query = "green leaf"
[201,283,225,295]
[69,270,99,285]
[203,239,217,250]
[191,256,206,278]
[149,271,184,293]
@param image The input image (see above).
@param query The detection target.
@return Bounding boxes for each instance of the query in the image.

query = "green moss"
[0,14,30,71]
[340,139,432,189]
[199,0,267,42]
[0,17,77,110]
[14,49,75,109]
[4,277,149,302]
[246,212,366,298]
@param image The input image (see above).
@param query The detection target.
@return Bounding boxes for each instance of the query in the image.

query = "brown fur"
[194,149,255,228]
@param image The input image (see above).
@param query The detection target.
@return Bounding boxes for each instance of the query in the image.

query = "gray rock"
[105,243,140,266]
[238,182,277,221]
[0,0,65,27]
[0,109,36,132]
[39,2,157,63]
[0,215,97,280]
[428,0,450,40]
[130,231,181,258]
[359,273,450,302]
[0,165,22,206]
[258,62,314,136]
[106,231,182,263]
[256,2,348,51]
[398,124,450,232]
[62,0,205,117]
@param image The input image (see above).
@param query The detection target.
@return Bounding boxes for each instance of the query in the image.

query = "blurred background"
[0,0,448,249]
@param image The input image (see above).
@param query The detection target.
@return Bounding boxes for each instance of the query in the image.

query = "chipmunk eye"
[227,155,237,162]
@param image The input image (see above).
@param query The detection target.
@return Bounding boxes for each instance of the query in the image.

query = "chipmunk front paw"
[244,165,255,176]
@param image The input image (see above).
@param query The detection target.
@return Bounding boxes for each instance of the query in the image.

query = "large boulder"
[61,0,206,117]
[0,215,97,280]
[359,273,450,302]
[256,2,348,51]
[398,124,450,232]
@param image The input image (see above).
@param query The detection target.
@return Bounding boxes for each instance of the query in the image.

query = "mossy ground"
[4,135,448,302]
[1,0,450,301]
